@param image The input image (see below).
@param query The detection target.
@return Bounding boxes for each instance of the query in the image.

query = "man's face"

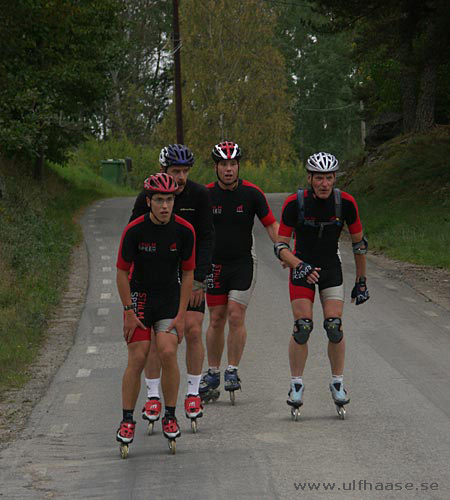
[308,172,336,199]
[147,193,175,223]
[162,165,190,194]
[215,159,239,185]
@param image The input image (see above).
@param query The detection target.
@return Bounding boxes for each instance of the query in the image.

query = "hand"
[123,310,146,343]
[189,288,205,308]
[293,261,321,284]
[167,314,185,344]
[351,277,369,305]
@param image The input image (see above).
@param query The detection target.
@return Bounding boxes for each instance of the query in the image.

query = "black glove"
[351,277,369,305]
[293,262,314,280]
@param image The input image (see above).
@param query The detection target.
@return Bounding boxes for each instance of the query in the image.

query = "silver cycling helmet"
[306,152,339,172]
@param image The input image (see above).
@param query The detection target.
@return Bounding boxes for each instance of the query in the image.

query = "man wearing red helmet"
[200,141,279,404]
[129,144,213,432]
[115,173,196,455]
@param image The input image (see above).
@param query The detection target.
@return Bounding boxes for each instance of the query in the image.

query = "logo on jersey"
[236,204,244,213]
[139,242,156,252]
[213,205,222,215]
[170,242,177,252]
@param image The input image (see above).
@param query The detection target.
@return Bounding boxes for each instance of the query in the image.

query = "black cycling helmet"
[159,144,194,168]
[211,141,242,163]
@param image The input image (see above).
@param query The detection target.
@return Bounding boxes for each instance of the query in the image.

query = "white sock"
[331,374,344,386]
[145,377,160,399]
[291,376,303,386]
[209,366,220,373]
[186,374,202,396]
[226,365,239,372]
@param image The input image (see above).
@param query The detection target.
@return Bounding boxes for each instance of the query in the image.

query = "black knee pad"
[293,318,313,345]
[324,317,343,343]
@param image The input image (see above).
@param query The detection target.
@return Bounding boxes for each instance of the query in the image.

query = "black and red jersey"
[279,189,362,268]
[117,213,195,292]
[206,179,276,263]
[129,179,213,283]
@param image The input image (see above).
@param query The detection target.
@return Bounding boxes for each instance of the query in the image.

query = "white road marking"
[103,279,112,285]
[93,326,105,334]
[385,284,398,290]
[97,308,109,316]
[402,297,416,303]
[76,369,91,378]
[50,424,68,436]
[102,267,111,272]
[89,225,95,228]
[101,255,110,260]
[93,231,100,234]
[99,246,107,250]
[423,310,438,317]
[87,346,98,354]
[65,394,81,404]
[95,238,103,242]
[101,293,111,300]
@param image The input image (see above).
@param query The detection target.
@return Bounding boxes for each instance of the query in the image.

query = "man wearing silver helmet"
[274,152,369,419]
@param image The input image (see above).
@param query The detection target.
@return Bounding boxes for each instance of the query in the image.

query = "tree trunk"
[400,70,416,133]
[414,57,437,132]
[34,146,44,181]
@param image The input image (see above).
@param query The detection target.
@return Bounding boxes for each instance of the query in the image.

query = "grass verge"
[0,158,130,391]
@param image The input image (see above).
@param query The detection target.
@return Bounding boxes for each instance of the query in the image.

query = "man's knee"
[292,318,313,345]
[157,338,178,364]
[324,317,343,343]
[184,324,202,344]
[209,309,227,330]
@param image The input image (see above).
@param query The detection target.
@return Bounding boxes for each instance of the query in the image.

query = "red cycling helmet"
[211,141,242,162]
[144,173,178,194]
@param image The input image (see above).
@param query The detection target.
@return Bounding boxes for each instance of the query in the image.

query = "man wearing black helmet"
[130,144,214,430]
[274,152,369,419]
[200,141,279,404]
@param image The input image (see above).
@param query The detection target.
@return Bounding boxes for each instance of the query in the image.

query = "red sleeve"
[242,180,276,227]
[278,193,297,237]
[175,215,196,271]
[116,215,145,271]
[341,192,363,234]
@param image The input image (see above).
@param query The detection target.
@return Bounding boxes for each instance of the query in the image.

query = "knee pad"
[293,318,313,345]
[324,317,343,343]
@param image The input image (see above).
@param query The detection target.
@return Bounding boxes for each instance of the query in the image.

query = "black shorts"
[206,257,257,307]
[131,288,179,327]
[187,300,206,314]
[289,264,344,303]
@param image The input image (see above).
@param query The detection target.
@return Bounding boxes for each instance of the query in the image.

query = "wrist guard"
[274,242,290,260]
[352,236,368,254]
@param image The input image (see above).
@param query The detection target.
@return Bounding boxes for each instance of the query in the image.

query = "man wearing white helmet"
[274,152,369,418]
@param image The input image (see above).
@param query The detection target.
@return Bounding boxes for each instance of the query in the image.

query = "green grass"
[342,126,450,268]
[0,158,130,390]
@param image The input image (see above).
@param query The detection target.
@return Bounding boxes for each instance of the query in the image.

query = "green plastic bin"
[101,159,125,184]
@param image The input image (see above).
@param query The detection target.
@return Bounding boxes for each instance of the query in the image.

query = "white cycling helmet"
[306,152,339,172]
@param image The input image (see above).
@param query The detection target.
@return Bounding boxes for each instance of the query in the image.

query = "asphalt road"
[1,194,449,500]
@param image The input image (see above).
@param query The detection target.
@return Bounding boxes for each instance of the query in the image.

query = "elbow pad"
[352,236,368,255]
[274,242,290,260]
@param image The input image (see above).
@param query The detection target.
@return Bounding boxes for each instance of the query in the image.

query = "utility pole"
[173,0,184,143]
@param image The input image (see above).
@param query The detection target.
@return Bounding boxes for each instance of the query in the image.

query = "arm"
[350,230,367,280]
[116,268,146,343]
[264,221,280,243]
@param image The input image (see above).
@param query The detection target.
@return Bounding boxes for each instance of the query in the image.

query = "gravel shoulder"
[0,230,449,446]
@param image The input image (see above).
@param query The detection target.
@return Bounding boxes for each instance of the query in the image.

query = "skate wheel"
[168,439,176,455]
[337,406,346,420]
[147,421,154,435]
[229,391,235,406]
[120,444,129,459]
[291,408,300,421]
[191,419,197,434]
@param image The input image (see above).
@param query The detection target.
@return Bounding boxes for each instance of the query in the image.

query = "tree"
[273,1,363,161]
[155,0,294,162]
[313,0,450,133]
[0,0,123,178]
[96,0,173,142]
